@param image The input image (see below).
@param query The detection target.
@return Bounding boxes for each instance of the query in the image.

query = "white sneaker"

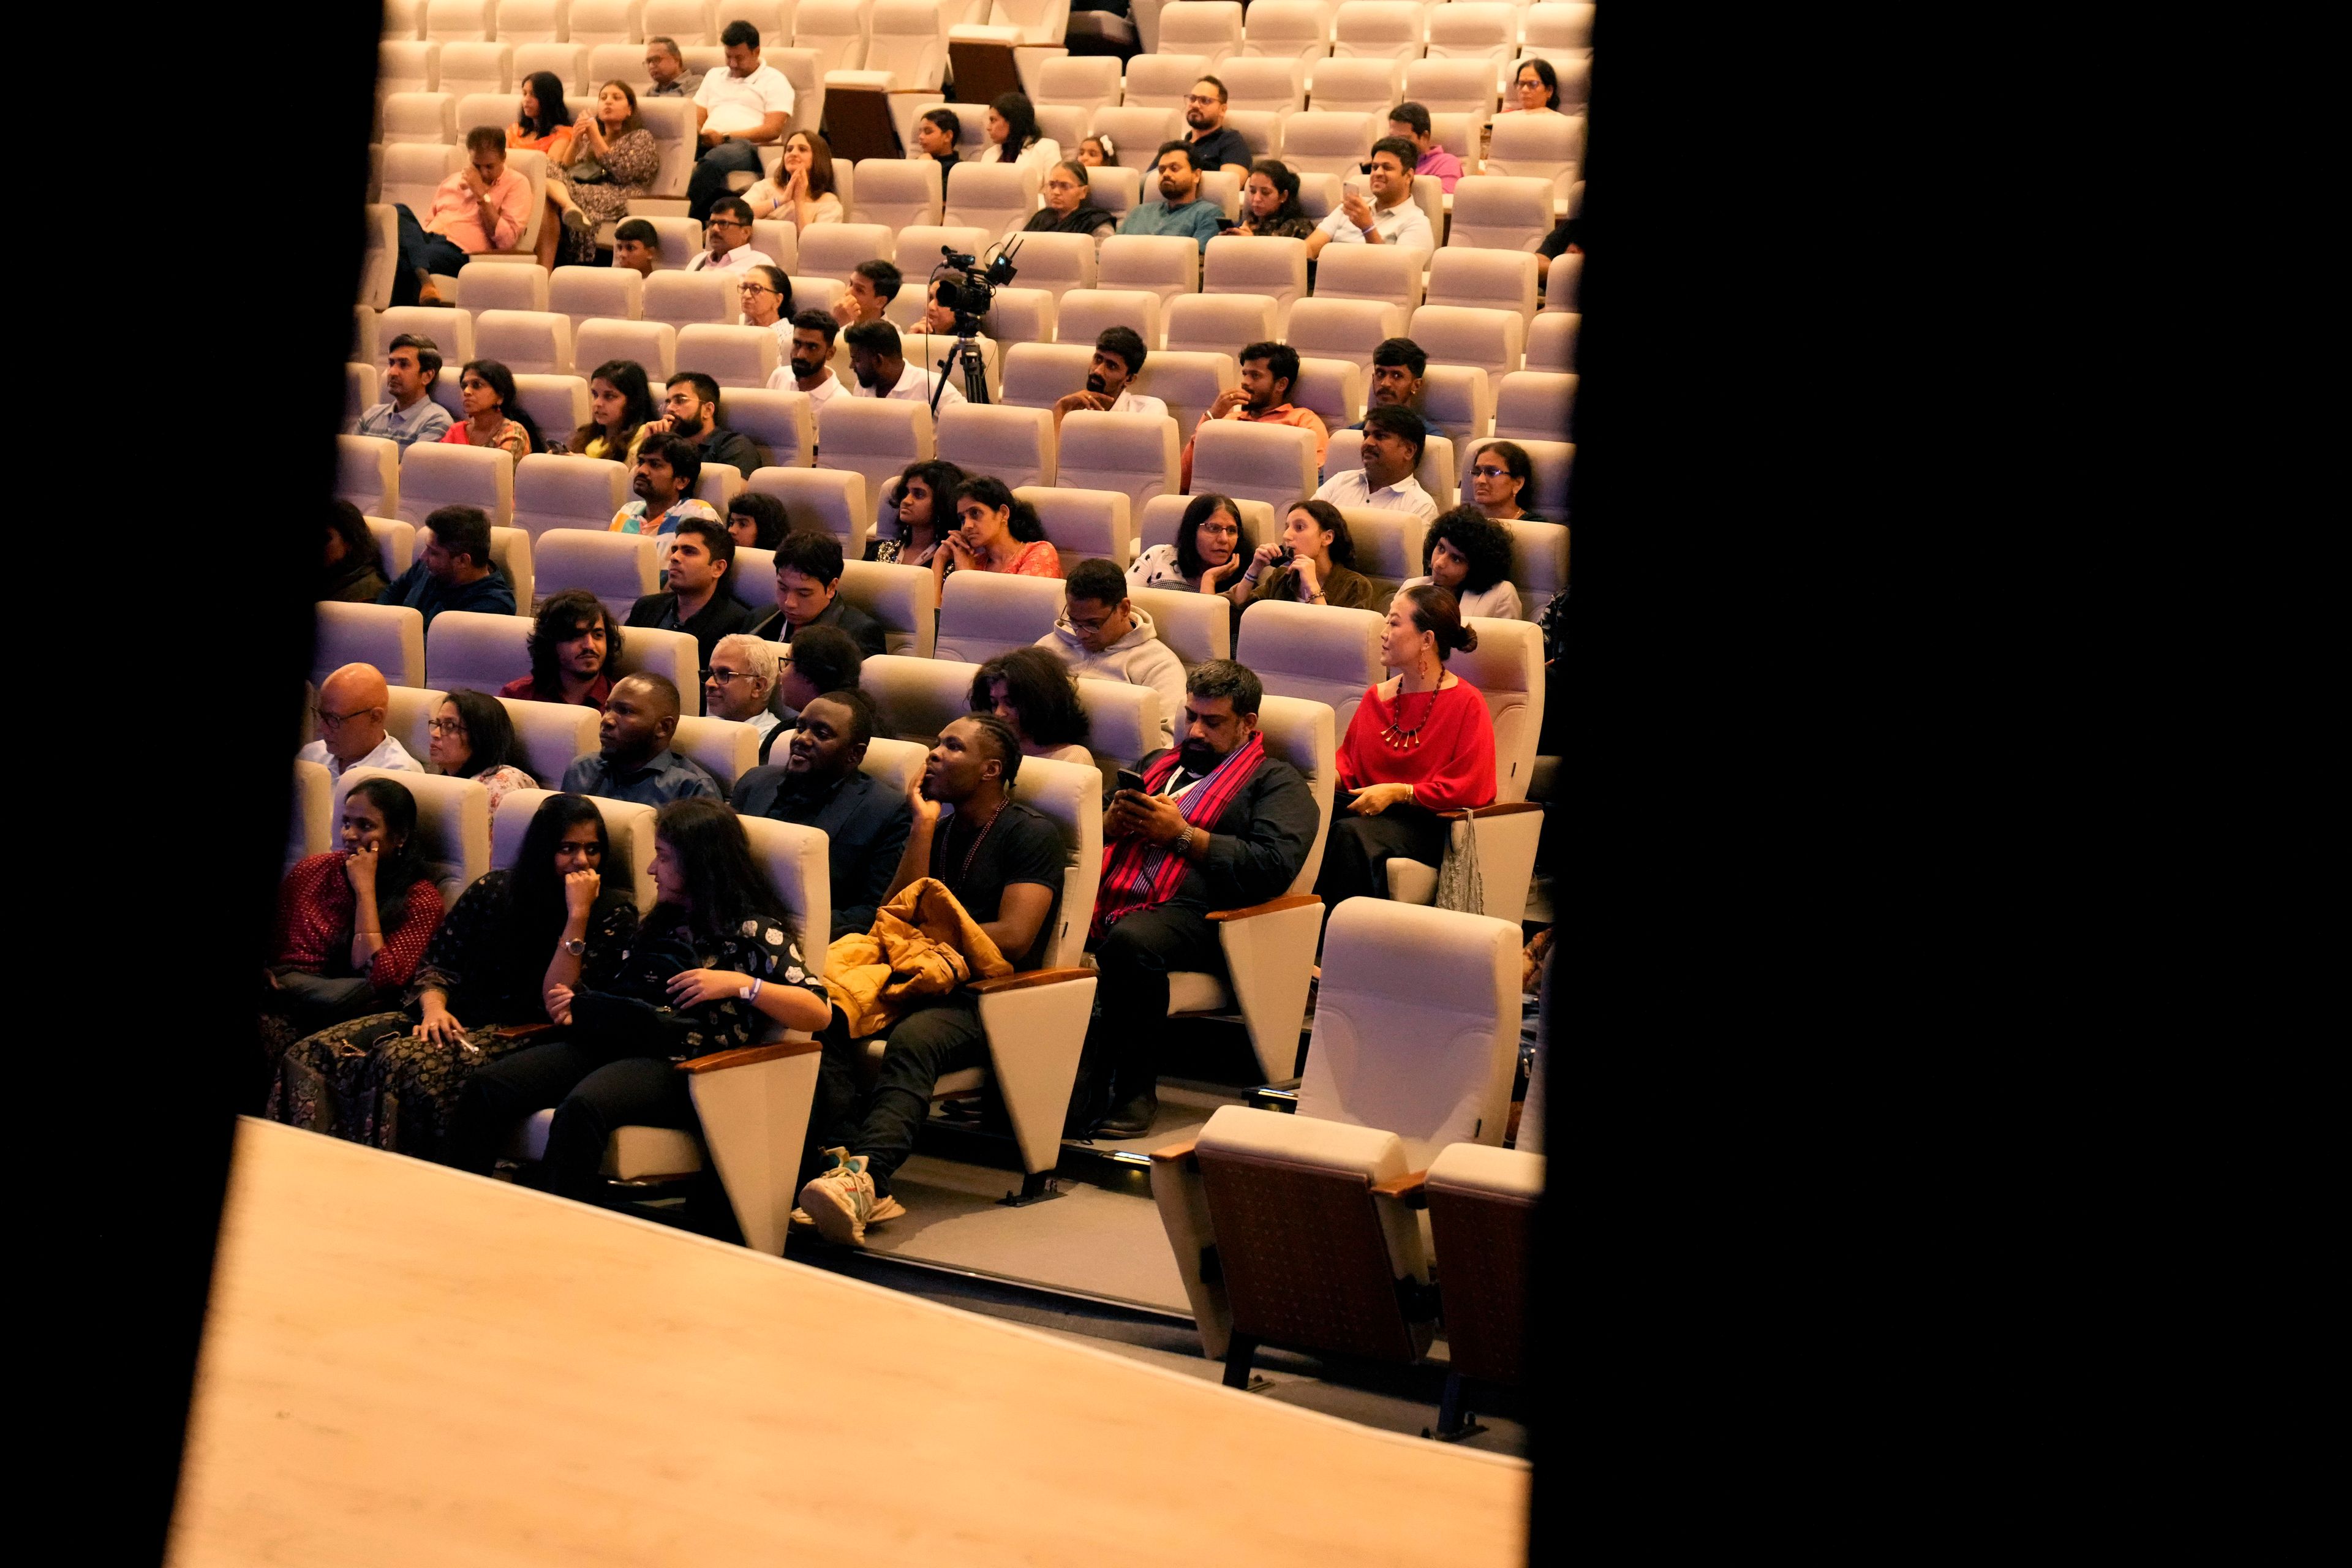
[795,1147,907,1246]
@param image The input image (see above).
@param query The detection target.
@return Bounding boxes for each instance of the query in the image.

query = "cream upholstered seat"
[1164,293,1276,356]
[1420,1,1513,77]
[438,39,516,94]
[1275,108,1375,176]
[339,435,402,517]
[997,231,1096,299]
[858,653,980,747]
[456,258,551,316]
[838,560,938,657]
[1018,487,1130,570]
[1034,53,1123,121]
[1484,108,1583,203]
[1380,616,1544,921]
[383,0,429,37]
[511,453,625,541]
[1329,0,1423,61]
[338,766,492,909]
[533,527,657,618]
[572,317,676,380]
[1055,410,1182,515]
[1333,506,1432,599]
[1401,55,1498,118]
[1301,55,1402,116]
[1088,105,1183,171]
[642,270,735,330]
[489,526,537,608]
[943,162,1043,243]
[745,220,799,276]
[1129,350,1235,437]
[725,546,774,614]
[794,223,896,285]
[1458,432,1569,514]
[1446,175,1555,252]
[1408,303,1526,399]
[289,761,334,874]
[497,696,601,782]
[381,143,462,216]
[668,714,763,792]
[379,39,440,94]
[315,602,427,689]
[1241,0,1333,65]
[1493,369,1575,441]
[474,308,574,376]
[1120,51,1212,111]
[425,0,499,41]
[1219,54,1308,113]
[607,622,702,713]
[1308,241,1423,311]
[1417,363,1493,445]
[428,609,532,693]
[1156,0,1244,66]
[366,516,419,578]
[637,215,706,270]
[747,466,870,559]
[1071,676,1163,785]
[1423,1139,1545,1438]
[1427,246,1539,327]
[633,96,699,200]
[1200,236,1307,326]
[1187,419,1319,512]
[383,684,450,772]
[723,389,816,468]
[511,40,590,92]
[1523,0,1593,50]
[891,224,994,282]
[586,40,655,86]
[380,91,458,145]
[508,370,586,445]
[1504,517,1568,622]
[379,304,476,364]
[933,571,1067,663]
[816,399,932,536]
[1126,584,1232,668]
[1525,309,1577,372]
[674,323,778,388]
[1054,288,1164,353]
[494,0,573,41]
[999,342,1094,410]
[1096,235,1201,320]
[640,0,715,45]
[842,0,948,93]
[1284,297,1408,378]
[1234,595,1382,734]
[1289,355,1363,429]
[1542,250,1580,313]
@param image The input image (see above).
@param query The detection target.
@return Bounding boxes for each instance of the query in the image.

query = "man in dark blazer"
[624,516,756,665]
[750,528,887,656]
[729,688,913,941]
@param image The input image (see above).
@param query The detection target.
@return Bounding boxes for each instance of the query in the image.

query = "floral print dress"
[602,913,826,1061]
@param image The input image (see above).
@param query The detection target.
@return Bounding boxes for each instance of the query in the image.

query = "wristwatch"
[1174,825,1196,858]
[562,938,587,957]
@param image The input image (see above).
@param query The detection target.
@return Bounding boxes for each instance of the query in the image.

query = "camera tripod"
[929,316,992,413]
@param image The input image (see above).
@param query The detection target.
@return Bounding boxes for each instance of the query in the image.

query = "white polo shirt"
[1313,468,1439,521]
[851,359,968,409]
[298,733,423,784]
[1312,197,1436,265]
[686,244,777,274]
[767,366,846,413]
[694,61,796,137]
[1110,388,1170,420]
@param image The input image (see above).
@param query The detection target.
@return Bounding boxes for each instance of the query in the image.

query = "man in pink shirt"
[1387,102,1464,195]
[391,126,533,306]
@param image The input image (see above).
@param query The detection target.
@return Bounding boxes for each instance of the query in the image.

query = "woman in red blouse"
[935,475,1061,590]
[259,777,445,1100]
[1314,584,1498,911]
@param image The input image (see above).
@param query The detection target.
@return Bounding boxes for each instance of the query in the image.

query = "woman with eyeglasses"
[1506,58,1567,115]
[438,358,540,459]
[553,79,659,263]
[744,129,843,227]
[870,459,966,568]
[1130,491,1249,595]
[426,689,539,810]
[270,794,643,1162]
[1229,160,1316,240]
[1402,505,1521,620]
[1466,439,1546,524]
[568,358,657,464]
[981,91,1060,172]
[735,263,797,352]
[1023,160,1118,241]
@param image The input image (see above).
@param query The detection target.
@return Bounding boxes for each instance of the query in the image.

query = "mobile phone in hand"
[1115,768,1147,796]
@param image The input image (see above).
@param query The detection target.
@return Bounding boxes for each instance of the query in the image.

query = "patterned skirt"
[266,1011,549,1162]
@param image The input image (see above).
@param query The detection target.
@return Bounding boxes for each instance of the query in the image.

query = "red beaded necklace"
[1381,678,1444,750]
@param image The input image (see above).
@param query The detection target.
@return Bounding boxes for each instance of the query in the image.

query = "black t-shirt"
[928,799,1065,970]
[1187,124,1253,175]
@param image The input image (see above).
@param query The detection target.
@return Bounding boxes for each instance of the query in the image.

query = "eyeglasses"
[707,217,748,230]
[1470,466,1512,480]
[702,666,753,684]
[427,717,467,736]
[1183,93,1221,105]
[314,706,377,729]
[737,281,778,294]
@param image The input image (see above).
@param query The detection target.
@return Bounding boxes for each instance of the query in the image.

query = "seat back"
[850,157,945,231]
[1187,419,1319,512]
[999,230,1097,298]
[642,270,736,330]
[339,767,492,910]
[1096,235,1201,320]
[511,453,626,541]
[1446,174,1555,253]
[1088,106,1183,171]
[794,222,897,285]
[380,304,477,365]
[668,714,762,793]
[638,214,707,270]
[1035,53,1123,120]
[723,388,816,468]
[383,683,450,766]
[573,317,677,380]
[641,0,715,43]
[439,38,516,93]
[1493,369,1574,442]
[1306,242,1423,311]
[379,39,440,94]
[1219,54,1308,112]
[492,787,661,913]
[456,264,551,313]
[533,527,658,617]
[933,571,1066,664]
[837,559,938,657]
[943,162,1043,241]
[862,0,949,90]
[1303,55,1402,116]
[488,525,537,608]
[315,601,428,689]
[1284,297,1409,379]
[1335,507,1431,600]
[860,653,982,750]
[1164,292,1276,356]
[1055,410,1182,514]
[1523,1,1593,48]
[475,309,576,375]
[675,322,778,388]
[1417,363,1492,447]
[1234,597,1381,734]
[290,760,335,873]
[1458,433,1570,514]
[1299,898,1521,1166]
[999,341,1093,410]
[1274,108,1374,176]
[935,403,1055,489]
[428,609,533,693]
[815,399,933,526]
[1525,309,1577,372]
[1121,51,1212,111]
[1156,0,1243,67]
[1248,691,1336,891]
[1017,487,1130,571]
[1005,754,1101,970]
[1128,586,1231,668]
[498,695,602,783]
[857,734,929,803]
[1482,107,1582,200]
[426,0,500,39]
[1445,614,1540,803]
[380,90,458,144]
[1200,235,1307,325]
[1505,517,1568,622]
[1289,355,1363,429]
[1427,246,1539,326]
[381,141,463,213]
[1054,288,1163,353]
[1542,251,1580,314]
[1328,0,1423,57]
[339,435,402,516]
[747,466,870,559]
[1241,0,1334,65]
[1422,1140,1542,1386]
[607,622,701,713]
[1128,350,1235,437]
[1401,54,1499,117]
[1073,677,1163,782]
[635,95,699,198]
[367,516,420,578]
[739,815,832,967]
[512,40,590,92]
[1406,303,1526,399]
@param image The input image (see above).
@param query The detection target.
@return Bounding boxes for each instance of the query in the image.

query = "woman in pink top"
[439,358,540,461]
[935,475,1061,589]
[1314,584,1496,912]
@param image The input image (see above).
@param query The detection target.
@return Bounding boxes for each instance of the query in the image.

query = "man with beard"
[559,673,723,807]
[1177,339,1330,491]
[606,434,722,580]
[728,688,913,940]
[767,310,846,416]
[641,371,761,480]
[1181,75,1254,179]
[843,318,965,409]
[1115,140,1224,253]
[1050,326,1167,429]
[1074,659,1319,1137]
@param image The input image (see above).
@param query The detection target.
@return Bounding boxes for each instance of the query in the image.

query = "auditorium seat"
[346,362,379,429]
[1121,51,1213,111]
[380,90,458,145]
[340,435,402,517]
[1408,303,1526,398]
[475,308,575,374]
[290,760,334,873]
[642,270,736,330]
[1401,55,1498,119]
[511,452,625,540]
[978,288,1057,349]
[1427,249,1539,336]
[838,559,938,657]
[1097,235,1201,318]
[815,400,933,532]
[1218,54,1308,114]
[1221,111,1283,162]
[1188,420,1319,511]
[1446,175,1554,254]
[1289,355,1363,429]
[533,528,658,619]
[1523,0,1594,50]
[859,652,980,747]
[606,622,702,713]
[1422,1139,1543,1438]
[1034,54,1123,123]
[1303,55,1403,117]
[669,714,762,792]
[383,683,448,766]
[1164,293,1276,357]
[1416,363,1493,446]
[1306,241,1424,312]
[383,0,429,42]
[999,342,1094,411]
[425,0,499,41]
[573,317,677,379]
[745,219,799,276]
[548,265,642,330]
[511,41,590,93]
[358,205,399,312]
[1088,106,1184,171]
[400,442,515,527]
[316,602,428,689]
[1127,584,1232,667]
[1420,1,1513,77]
[488,526,537,608]
[723,388,816,467]
[1334,506,1431,598]
[340,766,492,908]
[1019,487,1131,570]
[794,223,897,286]
[675,322,778,388]
[747,466,870,559]
[933,571,1066,663]
[1284,299,1409,383]
[998,231,1097,298]
[1504,518,1569,622]
[722,546,773,616]
[1072,677,1164,785]
[1129,350,1235,437]
[937,404,1057,489]
[641,0,714,45]
[438,39,516,94]
[897,332,1005,404]
[1158,1,1245,67]
[1483,110,1583,204]
[1055,410,1182,515]
[380,141,461,217]
[1542,251,1580,313]
[1458,432,1569,514]
[1381,616,1542,921]
[1150,897,1521,1368]
[1234,595,1382,733]
[785,274,847,322]
[693,464,745,510]
[1240,0,1333,66]
[1200,236,1307,327]
[1079,163,1144,221]
[455,265,552,315]
[498,696,602,783]
[1276,109,1376,176]
[1493,369,1574,442]
[587,40,654,86]
[892,224,995,285]
[492,0,570,39]
[1055,288,1164,352]
[635,96,700,200]
[367,516,419,578]
[943,163,1043,243]
[1329,0,1423,61]
[427,609,532,694]
[379,304,476,365]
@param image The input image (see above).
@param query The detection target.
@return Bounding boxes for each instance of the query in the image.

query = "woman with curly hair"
[1404,505,1521,620]
[970,646,1093,766]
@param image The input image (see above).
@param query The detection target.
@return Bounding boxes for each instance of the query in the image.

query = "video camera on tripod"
[926,241,1022,413]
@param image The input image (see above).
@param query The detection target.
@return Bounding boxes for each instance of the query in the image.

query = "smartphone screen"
[1115,769,1147,796]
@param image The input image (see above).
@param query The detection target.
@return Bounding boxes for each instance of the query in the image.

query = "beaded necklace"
[1381,670,1445,751]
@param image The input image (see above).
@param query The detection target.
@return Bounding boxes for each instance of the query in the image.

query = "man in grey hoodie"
[1035,559,1191,750]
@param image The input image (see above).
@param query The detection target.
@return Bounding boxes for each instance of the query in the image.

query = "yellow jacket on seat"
[821,877,1014,1039]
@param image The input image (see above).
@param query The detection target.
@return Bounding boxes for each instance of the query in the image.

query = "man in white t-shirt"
[1303,137,1436,268]
[684,197,776,273]
[844,320,966,410]
[1311,404,1439,520]
[767,312,848,418]
[1051,326,1167,430]
[299,665,423,783]
[688,20,795,222]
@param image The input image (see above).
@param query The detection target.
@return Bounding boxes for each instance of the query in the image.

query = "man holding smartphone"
[1302,137,1436,266]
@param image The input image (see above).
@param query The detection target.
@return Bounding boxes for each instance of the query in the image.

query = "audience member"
[845,319,966,410]
[771,624,864,727]
[1404,506,1523,620]
[1051,326,1166,429]
[509,69,580,266]
[301,663,424,781]
[910,108,963,185]
[352,334,453,447]
[1237,499,1377,609]
[1178,340,1329,490]
[269,794,637,1156]
[1304,138,1434,264]
[730,688,913,938]
[1229,160,1316,239]
[767,310,846,409]
[687,21,797,221]
[829,260,902,330]
[570,358,657,463]
[392,126,531,307]
[1036,559,1188,748]
[753,530,886,654]
[744,130,843,226]
[1180,75,1254,178]
[453,799,830,1206]
[377,505,517,625]
[1365,337,1427,417]
[685,195,775,273]
[439,358,540,459]
[322,502,390,603]
[627,516,755,663]
[562,673,724,805]
[981,91,1059,170]
[608,435,722,565]
[1507,58,1567,115]
[644,372,761,478]
[1024,160,1119,241]
[1077,134,1114,167]
[500,590,620,707]
[1537,213,1583,285]
[426,689,539,809]
[701,633,783,760]
[556,80,659,257]
[1385,102,1463,194]
[1468,440,1547,522]
[971,647,1093,766]
[797,715,1063,1245]
[1076,660,1319,1134]
[611,217,662,277]
[941,476,1060,584]
[643,35,703,97]
[726,491,789,551]
[1313,404,1439,519]
[1129,491,1248,595]
[736,263,796,350]
[870,459,966,567]
[1118,141,1223,253]
[1313,586,1496,910]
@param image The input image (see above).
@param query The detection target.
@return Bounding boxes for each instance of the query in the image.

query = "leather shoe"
[1091,1089,1159,1140]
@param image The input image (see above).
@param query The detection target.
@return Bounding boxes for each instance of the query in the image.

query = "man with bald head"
[559,672,722,807]
[298,664,421,782]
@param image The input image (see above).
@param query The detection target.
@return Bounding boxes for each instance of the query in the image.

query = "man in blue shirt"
[561,673,724,807]
[375,505,515,627]
[1116,141,1224,254]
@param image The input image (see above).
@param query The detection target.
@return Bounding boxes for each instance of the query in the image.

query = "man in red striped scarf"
[1080,660,1322,1137]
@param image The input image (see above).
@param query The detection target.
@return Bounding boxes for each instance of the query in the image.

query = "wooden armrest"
[1148,1136,1199,1166]
[677,1039,824,1074]
[1434,801,1545,821]
[488,1022,556,1042]
[1205,892,1324,922]
[1370,1169,1430,1205]
[966,966,1096,995]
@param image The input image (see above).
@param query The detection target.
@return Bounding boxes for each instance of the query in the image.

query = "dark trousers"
[811,1000,986,1196]
[687,139,766,220]
[1314,805,1450,911]
[450,1037,695,1200]
[1080,904,1221,1112]
[391,203,475,307]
